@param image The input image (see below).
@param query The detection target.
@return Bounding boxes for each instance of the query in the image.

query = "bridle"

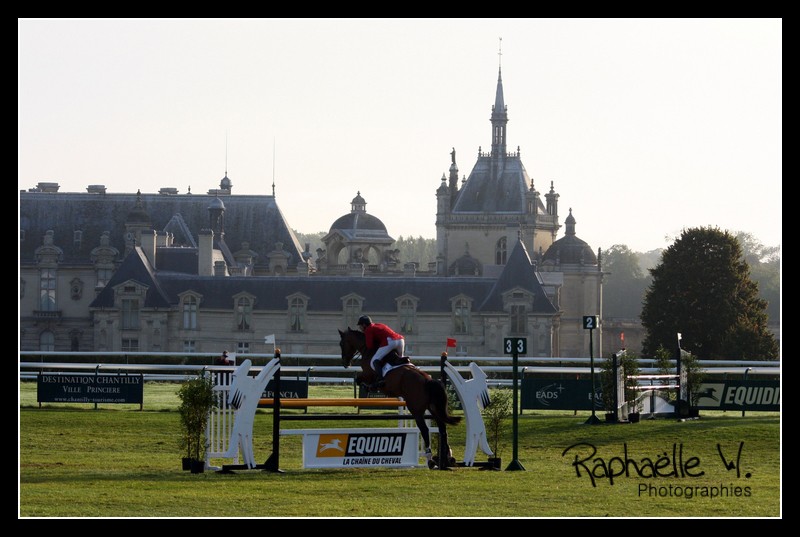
[340,329,367,368]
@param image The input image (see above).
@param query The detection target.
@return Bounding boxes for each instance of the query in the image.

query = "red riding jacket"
[363,323,404,351]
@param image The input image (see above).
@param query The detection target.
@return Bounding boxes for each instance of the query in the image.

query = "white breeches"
[371,337,405,372]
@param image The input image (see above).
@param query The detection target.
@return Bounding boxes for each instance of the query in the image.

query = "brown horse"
[338,328,461,468]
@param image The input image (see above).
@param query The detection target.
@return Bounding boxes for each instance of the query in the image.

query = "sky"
[18,18,782,254]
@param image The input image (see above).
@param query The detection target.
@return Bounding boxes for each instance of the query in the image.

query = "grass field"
[18,381,782,519]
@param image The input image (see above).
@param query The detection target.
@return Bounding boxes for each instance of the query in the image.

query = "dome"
[351,191,366,206]
[329,212,388,233]
[209,197,226,210]
[448,252,482,276]
[541,208,597,265]
[329,191,388,233]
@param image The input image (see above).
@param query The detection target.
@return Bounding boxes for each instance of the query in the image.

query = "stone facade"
[20,65,612,359]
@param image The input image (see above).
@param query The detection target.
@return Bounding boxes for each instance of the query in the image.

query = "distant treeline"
[294,230,779,328]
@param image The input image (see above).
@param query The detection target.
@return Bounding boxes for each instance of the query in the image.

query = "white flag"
[264,334,276,345]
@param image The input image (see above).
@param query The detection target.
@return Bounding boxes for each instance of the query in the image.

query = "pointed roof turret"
[479,239,557,313]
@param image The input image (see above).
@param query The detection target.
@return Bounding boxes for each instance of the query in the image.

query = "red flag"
[620,332,625,343]
[446,338,457,348]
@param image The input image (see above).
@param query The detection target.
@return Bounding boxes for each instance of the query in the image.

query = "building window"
[121,298,140,329]
[510,305,527,334]
[289,297,306,332]
[344,298,361,328]
[495,237,507,265]
[236,297,251,331]
[398,299,415,334]
[236,342,250,354]
[183,296,198,330]
[183,340,196,353]
[73,230,83,250]
[122,338,139,352]
[39,268,57,311]
[96,268,113,288]
[453,298,470,334]
[40,330,55,352]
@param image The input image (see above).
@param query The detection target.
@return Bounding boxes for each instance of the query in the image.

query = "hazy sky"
[18,18,781,254]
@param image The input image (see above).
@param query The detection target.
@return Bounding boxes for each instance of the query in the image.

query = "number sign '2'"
[582,316,598,330]
[504,338,527,355]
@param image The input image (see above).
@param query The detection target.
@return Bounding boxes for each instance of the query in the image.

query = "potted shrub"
[622,351,641,422]
[654,345,704,418]
[601,350,639,422]
[482,388,513,469]
[600,353,620,422]
[177,374,217,473]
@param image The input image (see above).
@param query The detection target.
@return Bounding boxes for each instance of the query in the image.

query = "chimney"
[198,229,214,276]
[139,230,157,269]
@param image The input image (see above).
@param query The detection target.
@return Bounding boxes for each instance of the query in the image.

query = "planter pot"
[182,457,192,471]
[190,459,205,474]
[628,412,641,423]
[488,457,502,470]
[604,412,617,423]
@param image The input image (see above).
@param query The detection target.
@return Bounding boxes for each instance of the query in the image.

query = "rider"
[357,315,405,390]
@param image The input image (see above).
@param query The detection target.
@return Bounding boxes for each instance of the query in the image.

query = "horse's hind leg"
[435,422,454,470]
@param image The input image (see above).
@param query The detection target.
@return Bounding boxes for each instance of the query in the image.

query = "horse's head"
[338,327,364,368]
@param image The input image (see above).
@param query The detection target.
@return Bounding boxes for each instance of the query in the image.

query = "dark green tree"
[602,244,651,319]
[641,227,778,360]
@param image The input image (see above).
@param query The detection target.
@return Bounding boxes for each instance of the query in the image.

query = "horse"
[338,327,461,468]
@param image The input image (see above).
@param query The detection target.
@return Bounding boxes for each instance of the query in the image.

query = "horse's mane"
[347,327,365,343]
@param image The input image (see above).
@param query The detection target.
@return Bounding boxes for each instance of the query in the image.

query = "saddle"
[384,351,411,367]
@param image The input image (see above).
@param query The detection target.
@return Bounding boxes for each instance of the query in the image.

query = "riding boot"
[370,360,386,390]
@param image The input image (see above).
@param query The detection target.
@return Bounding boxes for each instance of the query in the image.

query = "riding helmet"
[357,315,373,327]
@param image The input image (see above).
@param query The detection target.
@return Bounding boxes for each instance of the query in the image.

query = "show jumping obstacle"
[206,349,494,472]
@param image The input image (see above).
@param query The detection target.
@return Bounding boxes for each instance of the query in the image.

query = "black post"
[264,349,283,472]
[505,349,525,470]
[438,352,449,470]
[584,327,601,424]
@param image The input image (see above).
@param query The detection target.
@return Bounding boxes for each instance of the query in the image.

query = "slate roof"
[452,156,532,214]
[19,191,305,269]
[479,240,558,313]
[91,241,557,315]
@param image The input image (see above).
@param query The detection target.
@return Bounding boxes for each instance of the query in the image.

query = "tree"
[602,244,651,319]
[734,231,780,327]
[641,227,778,360]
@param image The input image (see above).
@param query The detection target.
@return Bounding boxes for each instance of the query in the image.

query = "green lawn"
[19,381,781,518]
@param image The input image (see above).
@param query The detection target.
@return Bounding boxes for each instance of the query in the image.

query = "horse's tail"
[425,380,462,426]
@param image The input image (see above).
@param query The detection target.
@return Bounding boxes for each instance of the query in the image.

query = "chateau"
[19,65,611,358]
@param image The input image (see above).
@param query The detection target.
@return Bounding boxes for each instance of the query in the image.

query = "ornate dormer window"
[181,294,200,330]
[396,295,418,334]
[342,294,364,328]
[288,293,308,333]
[236,297,251,331]
[451,295,472,335]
